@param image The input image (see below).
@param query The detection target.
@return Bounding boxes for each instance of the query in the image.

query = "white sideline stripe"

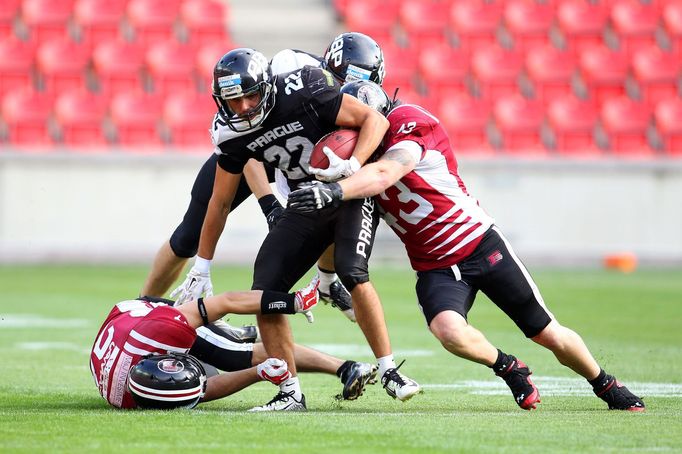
[16,342,90,353]
[422,376,682,397]
[0,314,89,329]
[307,343,434,358]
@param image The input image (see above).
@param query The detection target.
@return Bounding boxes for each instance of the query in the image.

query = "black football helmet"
[340,80,392,115]
[128,352,207,410]
[324,32,385,85]
[212,48,276,132]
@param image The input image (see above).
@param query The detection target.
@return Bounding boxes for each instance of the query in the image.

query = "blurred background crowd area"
[0,0,680,158]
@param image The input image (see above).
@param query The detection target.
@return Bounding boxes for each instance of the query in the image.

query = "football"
[310,128,359,170]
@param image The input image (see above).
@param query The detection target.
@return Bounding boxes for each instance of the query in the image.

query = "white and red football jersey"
[377,104,494,271]
[89,300,197,409]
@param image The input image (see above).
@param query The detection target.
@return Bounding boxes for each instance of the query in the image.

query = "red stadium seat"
[180,0,229,47]
[21,0,71,42]
[632,46,681,105]
[418,44,468,99]
[0,36,35,96]
[526,45,577,102]
[110,91,163,146]
[1,88,53,145]
[163,90,215,147]
[380,42,419,97]
[92,39,145,99]
[663,2,682,59]
[438,94,494,155]
[195,41,233,91]
[73,0,126,50]
[503,0,555,52]
[0,0,20,37]
[556,0,608,55]
[146,40,197,95]
[36,38,90,96]
[610,0,660,54]
[127,0,181,46]
[493,94,547,154]
[471,44,524,100]
[54,89,108,146]
[655,97,682,155]
[343,0,399,45]
[579,44,629,104]
[547,95,600,155]
[399,0,450,48]
[449,0,502,54]
[600,96,655,156]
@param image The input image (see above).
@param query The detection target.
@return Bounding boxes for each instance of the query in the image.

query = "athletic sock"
[588,369,609,391]
[336,360,354,378]
[491,349,513,375]
[377,354,396,378]
[280,376,302,400]
[317,267,337,295]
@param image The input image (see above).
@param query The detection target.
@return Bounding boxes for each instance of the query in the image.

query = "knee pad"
[169,227,199,258]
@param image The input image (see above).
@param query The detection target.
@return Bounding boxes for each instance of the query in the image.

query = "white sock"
[377,354,396,378]
[280,376,302,400]
[317,268,337,295]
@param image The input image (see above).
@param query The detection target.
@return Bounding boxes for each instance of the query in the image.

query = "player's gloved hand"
[257,358,291,385]
[258,194,285,231]
[294,276,320,323]
[170,259,214,306]
[309,146,360,182]
[287,182,343,212]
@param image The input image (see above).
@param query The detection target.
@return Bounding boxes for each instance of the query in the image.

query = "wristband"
[194,256,211,273]
[197,297,209,326]
[258,194,280,214]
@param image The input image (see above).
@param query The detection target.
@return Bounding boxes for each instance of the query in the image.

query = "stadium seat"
[146,40,197,95]
[195,41,233,91]
[610,0,660,54]
[110,91,163,146]
[663,2,682,59]
[632,45,681,105]
[54,89,108,147]
[418,43,468,99]
[471,44,524,100]
[578,44,629,104]
[163,90,215,147]
[73,0,126,50]
[600,96,655,156]
[21,0,71,42]
[493,94,547,154]
[547,94,600,155]
[380,42,419,98]
[526,45,577,102]
[0,0,20,37]
[180,0,229,47]
[0,36,35,96]
[438,94,494,155]
[36,38,90,96]
[343,0,399,45]
[1,88,53,145]
[556,0,608,55]
[654,97,682,155]
[503,0,555,52]
[127,0,181,46]
[92,39,145,99]
[398,0,450,48]
[449,0,502,54]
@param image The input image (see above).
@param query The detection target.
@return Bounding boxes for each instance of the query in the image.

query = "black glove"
[258,194,285,230]
[288,182,344,212]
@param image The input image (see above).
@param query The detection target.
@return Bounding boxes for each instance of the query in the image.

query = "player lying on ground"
[90,279,376,410]
[289,81,645,412]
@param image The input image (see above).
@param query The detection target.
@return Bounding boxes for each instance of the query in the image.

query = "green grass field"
[1,265,680,453]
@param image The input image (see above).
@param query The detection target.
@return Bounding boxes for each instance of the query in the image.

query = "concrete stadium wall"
[1,152,681,266]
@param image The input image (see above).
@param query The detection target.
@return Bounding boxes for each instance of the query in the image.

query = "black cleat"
[594,375,645,411]
[319,279,356,322]
[336,362,378,400]
[495,356,540,410]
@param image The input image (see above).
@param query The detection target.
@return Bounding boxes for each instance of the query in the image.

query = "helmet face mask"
[212,48,275,132]
[340,80,392,116]
[324,32,385,85]
[128,352,207,410]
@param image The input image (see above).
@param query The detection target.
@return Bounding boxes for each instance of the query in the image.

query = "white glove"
[170,264,214,306]
[309,146,361,182]
[294,276,320,323]
[257,358,291,385]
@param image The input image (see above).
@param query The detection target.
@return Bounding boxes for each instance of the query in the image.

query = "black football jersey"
[211,66,342,191]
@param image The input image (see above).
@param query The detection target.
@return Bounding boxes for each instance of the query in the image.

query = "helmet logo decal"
[158,358,185,373]
[218,74,243,98]
[247,52,269,82]
[345,65,372,82]
[326,35,344,67]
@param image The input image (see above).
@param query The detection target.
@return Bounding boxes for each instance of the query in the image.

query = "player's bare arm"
[197,165,242,260]
[243,159,273,198]
[334,94,389,165]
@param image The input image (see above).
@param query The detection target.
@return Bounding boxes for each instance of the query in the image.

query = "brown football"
[310,128,359,169]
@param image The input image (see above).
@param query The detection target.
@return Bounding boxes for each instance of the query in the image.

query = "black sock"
[336,360,355,378]
[588,369,610,390]
[491,349,513,374]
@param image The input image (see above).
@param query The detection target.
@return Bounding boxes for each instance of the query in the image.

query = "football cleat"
[381,360,421,401]
[248,391,307,412]
[337,362,378,401]
[593,375,645,412]
[212,319,259,343]
[319,279,356,322]
[495,355,540,410]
